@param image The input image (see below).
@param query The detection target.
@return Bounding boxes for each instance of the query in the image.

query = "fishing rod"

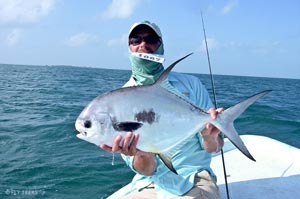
[200,12,230,199]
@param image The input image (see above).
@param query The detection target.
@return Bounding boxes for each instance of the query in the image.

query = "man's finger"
[208,108,217,120]
[128,133,139,155]
[123,132,133,152]
[206,123,212,129]
[216,107,224,113]
[100,144,112,152]
[112,135,122,152]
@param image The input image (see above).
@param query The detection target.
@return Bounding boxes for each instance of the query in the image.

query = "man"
[101,21,224,198]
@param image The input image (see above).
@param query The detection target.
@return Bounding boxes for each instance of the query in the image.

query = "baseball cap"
[128,21,162,39]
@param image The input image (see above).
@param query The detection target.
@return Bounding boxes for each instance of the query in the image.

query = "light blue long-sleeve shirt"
[121,71,215,198]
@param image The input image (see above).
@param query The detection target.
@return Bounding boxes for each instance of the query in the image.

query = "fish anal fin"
[158,153,178,175]
[113,122,143,132]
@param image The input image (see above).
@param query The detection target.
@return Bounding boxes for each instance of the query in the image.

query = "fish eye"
[84,120,92,128]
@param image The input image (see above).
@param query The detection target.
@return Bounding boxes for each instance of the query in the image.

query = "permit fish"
[75,53,271,174]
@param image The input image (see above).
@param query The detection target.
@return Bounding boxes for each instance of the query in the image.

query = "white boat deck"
[211,135,300,199]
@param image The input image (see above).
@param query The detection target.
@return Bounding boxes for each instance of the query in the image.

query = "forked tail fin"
[212,90,272,161]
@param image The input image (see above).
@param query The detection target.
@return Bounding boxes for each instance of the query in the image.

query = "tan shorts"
[123,170,220,199]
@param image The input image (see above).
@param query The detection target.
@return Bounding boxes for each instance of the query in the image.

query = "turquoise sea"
[1,64,299,198]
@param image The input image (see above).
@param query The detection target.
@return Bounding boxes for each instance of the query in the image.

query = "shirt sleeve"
[189,75,214,111]
[121,153,194,196]
[121,154,137,173]
[151,155,194,195]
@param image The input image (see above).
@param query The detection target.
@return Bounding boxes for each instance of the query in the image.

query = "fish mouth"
[80,131,87,136]
[75,119,88,137]
[76,130,88,140]
[75,129,87,138]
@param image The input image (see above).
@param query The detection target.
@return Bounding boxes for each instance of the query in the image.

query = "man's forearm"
[133,152,157,176]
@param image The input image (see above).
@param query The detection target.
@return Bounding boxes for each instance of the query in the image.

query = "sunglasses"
[129,35,160,46]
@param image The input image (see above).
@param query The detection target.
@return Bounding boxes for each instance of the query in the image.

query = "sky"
[0,0,299,79]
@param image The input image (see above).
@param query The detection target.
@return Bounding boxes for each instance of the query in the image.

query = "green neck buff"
[130,44,164,85]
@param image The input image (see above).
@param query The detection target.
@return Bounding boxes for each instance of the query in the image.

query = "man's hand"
[100,132,139,156]
[201,107,224,153]
[99,132,157,176]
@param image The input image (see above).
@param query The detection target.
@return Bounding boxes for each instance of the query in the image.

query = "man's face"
[129,28,161,53]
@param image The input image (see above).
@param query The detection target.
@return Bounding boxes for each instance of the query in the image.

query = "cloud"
[107,33,127,47]
[101,0,141,19]
[251,41,282,55]
[207,39,283,56]
[65,33,99,47]
[0,0,55,25]
[5,28,22,46]
[221,0,238,15]
[199,38,219,52]
[225,41,245,48]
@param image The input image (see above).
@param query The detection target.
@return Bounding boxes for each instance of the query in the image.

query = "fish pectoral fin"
[113,121,143,132]
[158,153,178,175]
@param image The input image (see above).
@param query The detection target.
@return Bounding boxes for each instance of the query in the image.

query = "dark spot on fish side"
[84,120,92,128]
[134,109,157,124]
[113,122,143,132]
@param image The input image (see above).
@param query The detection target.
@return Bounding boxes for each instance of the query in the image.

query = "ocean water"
[0,64,299,198]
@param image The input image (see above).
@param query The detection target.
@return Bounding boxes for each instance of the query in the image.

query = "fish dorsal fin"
[159,79,192,102]
[154,53,195,103]
[155,53,193,85]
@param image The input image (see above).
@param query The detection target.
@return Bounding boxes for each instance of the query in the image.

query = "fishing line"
[201,12,230,199]
[111,153,115,166]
